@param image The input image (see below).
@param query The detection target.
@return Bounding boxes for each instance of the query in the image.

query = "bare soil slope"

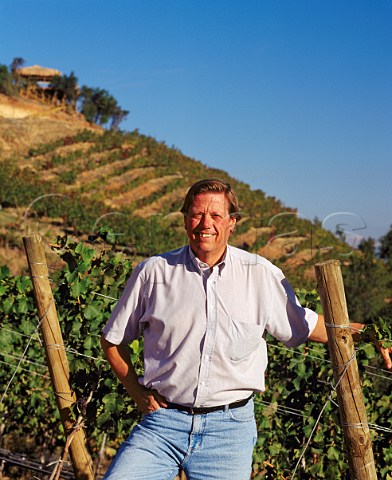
[0,93,101,155]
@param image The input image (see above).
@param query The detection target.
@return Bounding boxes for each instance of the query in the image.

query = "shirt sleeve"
[265,271,318,347]
[102,263,146,345]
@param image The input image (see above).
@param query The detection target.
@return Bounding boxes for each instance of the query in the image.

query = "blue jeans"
[103,399,257,480]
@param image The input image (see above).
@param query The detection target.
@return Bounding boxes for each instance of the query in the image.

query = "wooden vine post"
[314,260,377,480]
[23,234,94,480]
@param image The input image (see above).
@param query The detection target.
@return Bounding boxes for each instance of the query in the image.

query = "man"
[101,179,391,480]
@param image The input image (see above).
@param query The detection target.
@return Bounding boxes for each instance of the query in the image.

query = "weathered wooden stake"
[23,234,94,480]
[314,260,377,480]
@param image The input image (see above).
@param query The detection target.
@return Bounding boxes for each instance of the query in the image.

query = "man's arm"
[100,336,168,414]
[307,314,328,343]
[307,315,364,344]
[308,315,392,370]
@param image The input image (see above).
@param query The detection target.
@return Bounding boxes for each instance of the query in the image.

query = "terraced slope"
[1,132,344,283]
[0,95,344,284]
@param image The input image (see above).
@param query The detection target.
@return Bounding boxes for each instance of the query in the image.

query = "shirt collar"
[188,246,228,275]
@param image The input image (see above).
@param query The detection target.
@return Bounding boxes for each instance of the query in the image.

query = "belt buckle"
[190,406,206,415]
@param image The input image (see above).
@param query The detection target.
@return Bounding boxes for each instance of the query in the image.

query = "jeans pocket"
[142,407,164,419]
[228,402,255,423]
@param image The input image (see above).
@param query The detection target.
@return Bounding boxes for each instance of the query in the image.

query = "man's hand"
[309,316,392,369]
[377,344,392,370]
[101,336,168,413]
[133,386,168,414]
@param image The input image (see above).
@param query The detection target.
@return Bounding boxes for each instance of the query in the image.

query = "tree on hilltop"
[0,64,12,95]
[0,60,21,95]
[10,57,25,74]
[378,225,392,317]
[10,57,25,91]
[343,238,390,323]
[379,225,392,267]
[49,71,79,109]
[111,104,130,130]
[79,85,129,128]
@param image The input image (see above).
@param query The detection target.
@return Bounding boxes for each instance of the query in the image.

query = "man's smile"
[198,233,215,238]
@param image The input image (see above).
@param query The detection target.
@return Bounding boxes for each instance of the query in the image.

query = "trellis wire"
[1,322,390,444]
[1,257,391,479]
[267,341,392,381]
[0,299,53,408]
[291,349,358,478]
[0,447,75,480]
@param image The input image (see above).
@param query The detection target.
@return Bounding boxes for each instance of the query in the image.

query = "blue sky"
[1,0,391,241]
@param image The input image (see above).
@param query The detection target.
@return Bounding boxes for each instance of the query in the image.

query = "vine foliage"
[0,235,391,479]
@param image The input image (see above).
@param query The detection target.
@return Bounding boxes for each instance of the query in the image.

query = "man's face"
[184,192,236,266]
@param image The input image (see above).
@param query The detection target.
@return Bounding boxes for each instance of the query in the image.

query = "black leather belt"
[167,395,252,415]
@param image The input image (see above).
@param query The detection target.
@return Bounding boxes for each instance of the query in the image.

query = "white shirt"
[103,245,318,407]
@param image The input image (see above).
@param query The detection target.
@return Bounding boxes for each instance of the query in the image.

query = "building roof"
[17,65,62,78]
